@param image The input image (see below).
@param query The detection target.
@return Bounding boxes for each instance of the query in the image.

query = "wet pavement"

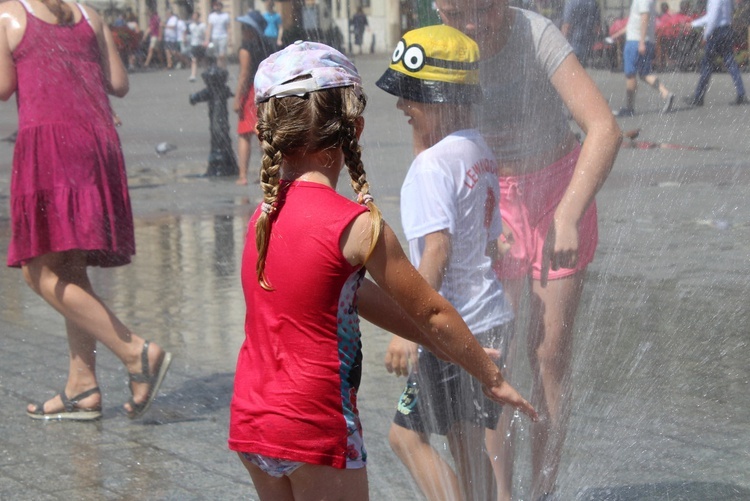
[0,56,749,500]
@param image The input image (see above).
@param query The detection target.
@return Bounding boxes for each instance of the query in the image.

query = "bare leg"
[447,422,495,501]
[190,56,198,79]
[642,74,671,99]
[289,463,369,501]
[389,423,462,501]
[625,76,637,111]
[22,251,167,414]
[144,42,154,67]
[240,453,370,501]
[527,272,585,499]
[238,453,296,501]
[489,277,525,501]
[236,132,251,185]
[487,338,519,501]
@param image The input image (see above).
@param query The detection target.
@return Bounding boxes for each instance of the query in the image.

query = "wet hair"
[254,85,382,290]
[41,0,75,25]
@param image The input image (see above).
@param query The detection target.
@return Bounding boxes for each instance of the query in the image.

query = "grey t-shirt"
[479,8,574,162]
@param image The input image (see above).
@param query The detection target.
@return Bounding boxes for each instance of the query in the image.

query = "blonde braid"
[254,103,284,290]
[340,89,382,261]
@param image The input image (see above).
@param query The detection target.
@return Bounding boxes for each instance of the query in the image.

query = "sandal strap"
[128,341,151,384]
[61,386,101,412]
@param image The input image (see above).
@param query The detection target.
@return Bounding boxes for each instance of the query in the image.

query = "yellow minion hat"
[376,25,481,104]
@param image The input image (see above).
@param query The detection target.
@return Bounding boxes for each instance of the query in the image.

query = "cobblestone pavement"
[1,55,749,500]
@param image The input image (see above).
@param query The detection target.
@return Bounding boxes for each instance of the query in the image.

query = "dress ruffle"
[7,122,135,268]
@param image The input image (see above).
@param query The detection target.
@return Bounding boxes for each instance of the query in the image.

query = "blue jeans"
[695,26,746,100]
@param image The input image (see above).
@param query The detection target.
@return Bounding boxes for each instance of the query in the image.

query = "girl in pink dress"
[0,0,172,420]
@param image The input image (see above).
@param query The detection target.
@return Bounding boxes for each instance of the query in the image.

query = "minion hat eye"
[376,25,481,104]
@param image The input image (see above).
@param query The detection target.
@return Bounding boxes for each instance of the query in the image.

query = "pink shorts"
[494,145,598,281]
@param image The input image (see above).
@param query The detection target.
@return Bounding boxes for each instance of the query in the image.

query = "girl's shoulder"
[0,0,25,20]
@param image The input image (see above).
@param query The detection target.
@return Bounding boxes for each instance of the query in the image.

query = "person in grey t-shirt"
[435,0,621,499]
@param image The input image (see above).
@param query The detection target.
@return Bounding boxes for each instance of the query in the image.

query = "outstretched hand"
[384,336,418,377]
[483,380,538,421]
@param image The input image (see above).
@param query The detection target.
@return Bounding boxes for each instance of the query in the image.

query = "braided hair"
[254,85,382,290]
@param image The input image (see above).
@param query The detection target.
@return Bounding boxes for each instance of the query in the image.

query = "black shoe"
[683,96,704,107]
[661,93,675,114]
[613,107,635,117]
[731,95,749,105]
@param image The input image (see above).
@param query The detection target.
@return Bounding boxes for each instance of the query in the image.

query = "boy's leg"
[447,421,495,501]
[389,423,461,501]
[625,75,637,110]
[641,74,671,100]
[486,324,521,501]
[620,41,639,113]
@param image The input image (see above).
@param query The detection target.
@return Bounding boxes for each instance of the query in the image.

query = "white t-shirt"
[189,21,206,46]
[208,11,230,40]
[163,14,179,42]
[400,129,513,334]
[625,0,657,42]
[176,19,187,44]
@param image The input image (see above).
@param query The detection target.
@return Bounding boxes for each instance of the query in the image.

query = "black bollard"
[189,58,238,177]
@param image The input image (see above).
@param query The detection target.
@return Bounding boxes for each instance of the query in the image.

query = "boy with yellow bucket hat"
[378,25,515,500]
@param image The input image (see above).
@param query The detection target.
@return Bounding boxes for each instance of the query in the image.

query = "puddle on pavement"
[0,212,251,371]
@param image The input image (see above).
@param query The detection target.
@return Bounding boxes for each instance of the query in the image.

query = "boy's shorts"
[191,45,206,59]
[493,144,598,282]
[623,40,655,77]
[164,41,180,52]
[393,324,512,435]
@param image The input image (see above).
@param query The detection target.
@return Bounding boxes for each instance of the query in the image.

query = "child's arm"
[346,215,537,419]
[234,48,251,114]
[87,5,128,97]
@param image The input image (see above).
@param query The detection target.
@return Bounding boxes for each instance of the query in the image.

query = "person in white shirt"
[206,1,231,68]
[377,25,520,501]
[176,14,188,64]
[686,0,748,105]
[188,11,207,82]
[163,9,180,69]
[612,0,675,116]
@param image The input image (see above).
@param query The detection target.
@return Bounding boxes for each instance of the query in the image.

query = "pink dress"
[7,0,135,268]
